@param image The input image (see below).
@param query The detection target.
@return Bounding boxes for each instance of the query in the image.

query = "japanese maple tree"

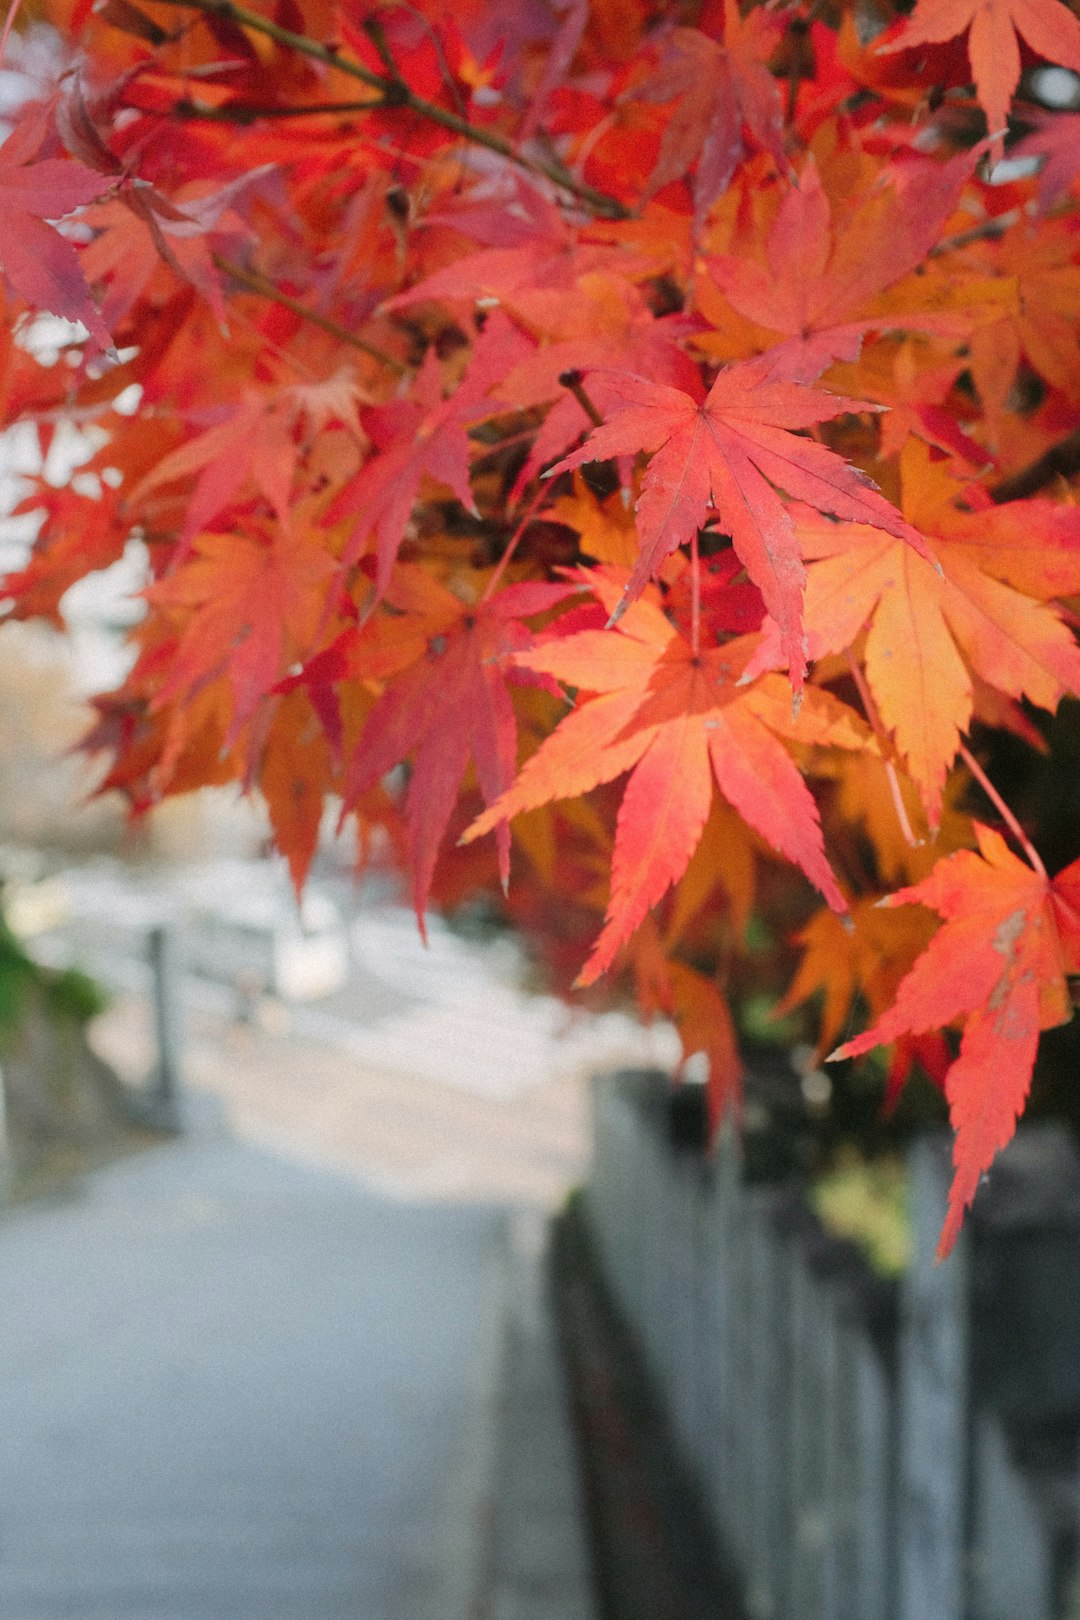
[3,0,1080,1254]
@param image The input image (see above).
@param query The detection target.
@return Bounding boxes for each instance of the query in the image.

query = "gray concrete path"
[0,1121,507,1620]
[489,1213,594,1620]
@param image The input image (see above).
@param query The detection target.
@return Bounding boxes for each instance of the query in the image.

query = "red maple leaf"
[831,826,1080,1256]
[326,313,530,591]
[0,105,111,344]
[548,355,931,686]
[80,169,265,331]
[635,9,790,226]
[383,183,588,314]
[144,521,336,743]
[2,480,127,624]
[125,393,299,548]
[706,148,981,379]
[340,573,579,928]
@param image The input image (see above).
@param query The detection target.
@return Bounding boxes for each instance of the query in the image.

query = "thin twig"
[467,423,544,468]
[958,741,1047,876]
[359,14,399,78]
[930,209,1020,257]
[151,0,629,217]
[212,254,407,373]
[176,97,384,121]
[378,1,469,120]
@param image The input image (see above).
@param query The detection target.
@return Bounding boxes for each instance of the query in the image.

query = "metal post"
[149,924,183,1131]
[897,1137,970,1620]
[0,1061,11,1201]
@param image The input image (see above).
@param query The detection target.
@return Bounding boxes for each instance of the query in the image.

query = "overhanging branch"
[151,0,630,218]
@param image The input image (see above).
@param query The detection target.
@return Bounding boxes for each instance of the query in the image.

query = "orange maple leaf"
[765,443,1080,820]
[831,826,1080,1256]
[958,218,1080,430]
[145,523,336,741]
[706,149,979,379]
[463,581,873,983]
[878,0,1080,158]
[260,688,334,894]
[547,474,640,569]
[777,897,950,1103]
[632,922,744,1127]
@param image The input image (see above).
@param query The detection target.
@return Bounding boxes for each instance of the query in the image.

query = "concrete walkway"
[2,877,604,1620]
[0,1120,508,1620]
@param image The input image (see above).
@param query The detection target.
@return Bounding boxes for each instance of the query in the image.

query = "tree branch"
[212,254,407,373]
[151,0,630,218]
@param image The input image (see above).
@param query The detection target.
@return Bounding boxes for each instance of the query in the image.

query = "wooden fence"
[584,1069,1080,1620]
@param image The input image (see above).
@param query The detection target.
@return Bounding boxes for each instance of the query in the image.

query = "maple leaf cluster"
[3,0,1080,1253]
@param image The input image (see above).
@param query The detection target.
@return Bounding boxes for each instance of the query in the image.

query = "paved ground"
[92,989,599,1208]
[1,882,604,1620]
[84,902,678,1208]
[0,1123,509,1620]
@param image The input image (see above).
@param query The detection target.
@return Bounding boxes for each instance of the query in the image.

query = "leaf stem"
[690,530,701,659]
[212,254,407,373]
[958,741,1047,876]
[558,369,604,427]
[151,0,629,217]
[845,650,921,850]
[481,484,548,602]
